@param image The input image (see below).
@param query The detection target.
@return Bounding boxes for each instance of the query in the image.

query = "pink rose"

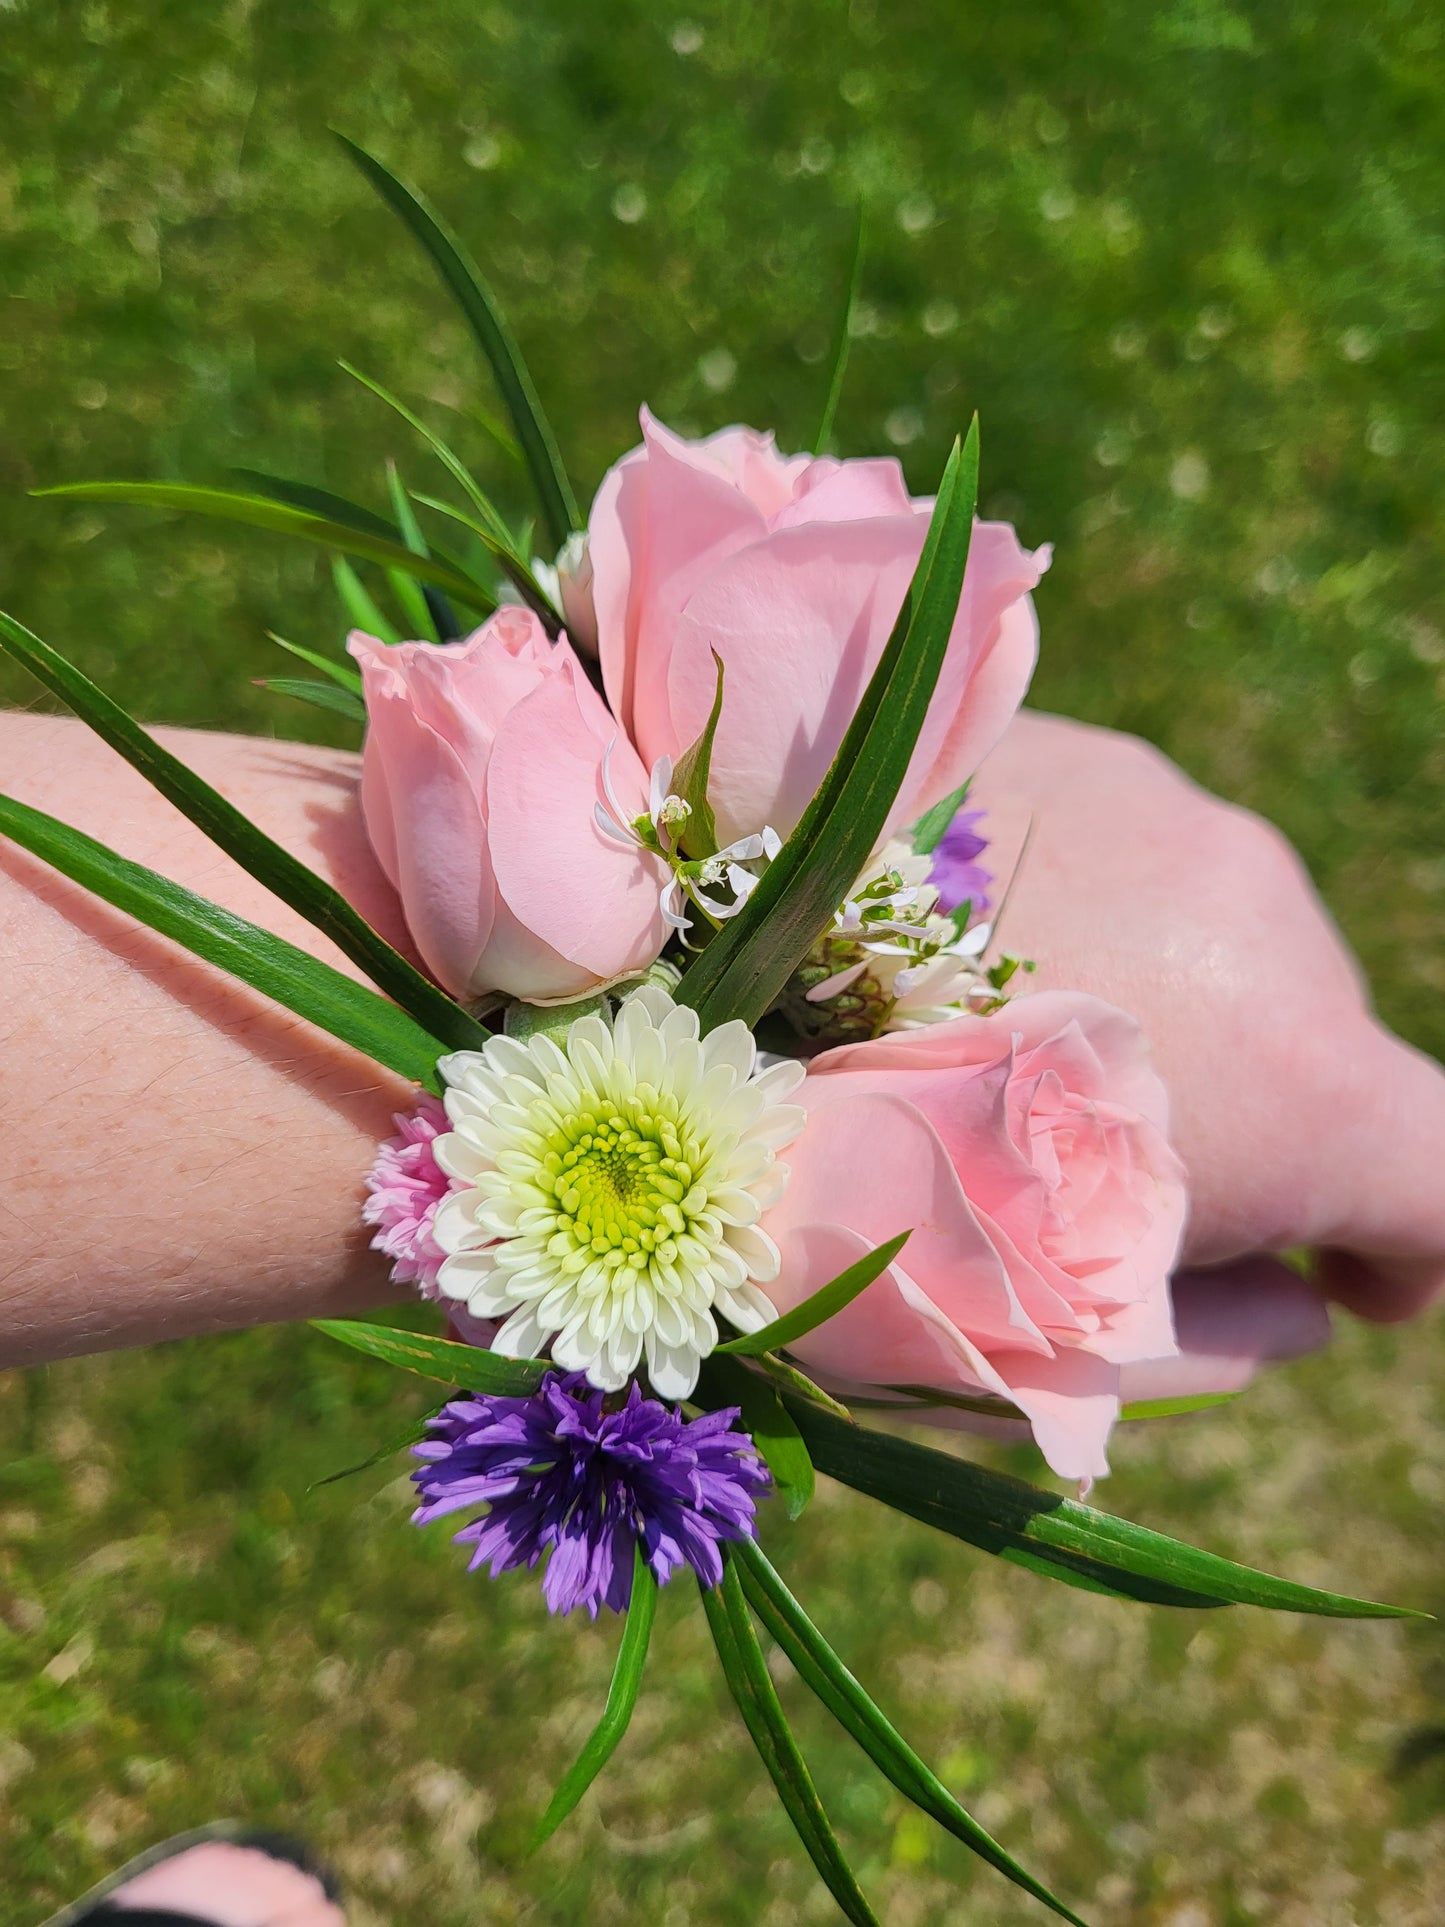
[761,992,1190,1479]
[350,609,667,1002]
[589,409,1050,846]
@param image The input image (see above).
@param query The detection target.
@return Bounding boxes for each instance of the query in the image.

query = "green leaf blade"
[255,676,367,723]
[733,1539,1089,1927]
[329,557,404,644]
[310,1319,547,1396]
[335,132,580,552]
[384,461,461,642]
[0,793,445,1089]
[909,779,971,856]
[310,1413,436,1490]
[787,1401,1422,1617]
[0,608,492,1057]
[269,631,366,691]
[233,468,402,542]
[411,491,562,635]
[343,378,515,550]
[677,424,980,1033]
[701,1558,881,1927]
[1120,1391,1243,1421]
[34,482,496,614]
[697,1356,815,1519]
[717,1231,909,1356]
[814,204,865,456]
[530,1548,658,1850]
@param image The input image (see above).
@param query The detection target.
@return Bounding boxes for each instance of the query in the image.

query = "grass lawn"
[1,3,1442,1922]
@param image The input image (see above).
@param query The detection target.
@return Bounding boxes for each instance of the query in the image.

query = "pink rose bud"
[555,530,598,658]
[762,992,1191,1481]
[350,609,668,1003]
[589,409,1050,847]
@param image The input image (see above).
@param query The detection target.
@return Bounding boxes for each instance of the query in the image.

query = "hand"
[974,709,1445,1350]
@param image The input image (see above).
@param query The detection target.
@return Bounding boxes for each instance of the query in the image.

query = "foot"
[92,1839,345,1926]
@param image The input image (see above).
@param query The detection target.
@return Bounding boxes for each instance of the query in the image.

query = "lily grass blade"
[0,610,492,1057]
[421,587,462,642]
[233,468,402,542]
[813,204,865,456]
[867,1385,1237,1428]
[734,1540,1089,1927]
[33,482,496,615]
[750,1352,854,1423]
[270,632,366,692]
[385,460,457,642]
[310,1413,435,1491]
[717,1232,909,1356]
[342,371,514,544]
[0,793,445,1090]
[383,566,438,641]
[696,1356,815,1519]
[1120,1391,1243,1421]
[701,1559,881,1927]
[412,492,562,635]
[335,132,581,552]
[381,506,440,639]
[787,1401,1422,1618]
[909,779,970,855]
[678,424,979,1034]
[255,676,367,723]
[329,559,403,643]
[469,398,523,466]
[530,1550,658,1850]
[310,1319,547,1396]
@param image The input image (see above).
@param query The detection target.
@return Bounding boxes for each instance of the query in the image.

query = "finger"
[1313,1248,1445,1324]
[1304,1021,1445,1320]
[1118,1256,1332,1404]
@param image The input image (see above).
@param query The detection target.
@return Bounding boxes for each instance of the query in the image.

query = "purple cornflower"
[411,1372,770,1617]
[927,806,993,915]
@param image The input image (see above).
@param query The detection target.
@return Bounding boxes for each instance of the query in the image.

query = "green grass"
[1,3,1442,1922]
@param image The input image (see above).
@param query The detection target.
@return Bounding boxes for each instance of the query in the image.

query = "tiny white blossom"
[555,530,598,655]
[804,840,1003,1031]
[595,743,781,932]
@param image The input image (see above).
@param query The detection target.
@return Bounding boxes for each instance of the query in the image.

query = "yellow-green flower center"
[540,1095,706,1276]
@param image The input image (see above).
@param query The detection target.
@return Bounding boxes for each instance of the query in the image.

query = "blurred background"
[1,2,1442,1922]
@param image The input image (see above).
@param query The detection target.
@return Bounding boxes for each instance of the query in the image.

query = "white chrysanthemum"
[430,986,806,1400]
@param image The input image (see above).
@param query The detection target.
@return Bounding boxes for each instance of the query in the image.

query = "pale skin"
[1,706,1441,1371]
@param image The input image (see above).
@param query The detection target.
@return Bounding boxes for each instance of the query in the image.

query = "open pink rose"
[762,992,1190,1480]
[588,409,1050,846]
[350,609,667,1002]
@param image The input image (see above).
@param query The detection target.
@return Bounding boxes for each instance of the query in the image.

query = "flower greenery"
[0,128,1428,1927]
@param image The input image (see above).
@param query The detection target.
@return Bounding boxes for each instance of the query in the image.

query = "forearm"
[0,710,414,1367]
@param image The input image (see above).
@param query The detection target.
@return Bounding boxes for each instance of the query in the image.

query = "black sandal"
[41,1822,342,1926]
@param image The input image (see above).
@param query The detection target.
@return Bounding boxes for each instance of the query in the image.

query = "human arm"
[3,704,1441,1373]
[0,709,413,1367]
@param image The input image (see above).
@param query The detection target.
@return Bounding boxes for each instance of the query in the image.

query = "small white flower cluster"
[802,839,1000,1031]
[596,747,780,936]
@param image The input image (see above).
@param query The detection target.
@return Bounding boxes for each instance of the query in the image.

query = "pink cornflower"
[362,1094,455,1295]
